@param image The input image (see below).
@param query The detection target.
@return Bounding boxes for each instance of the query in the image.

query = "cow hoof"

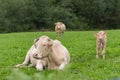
[96,55,99,59]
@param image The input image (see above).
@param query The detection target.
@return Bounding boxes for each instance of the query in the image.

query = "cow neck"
[42,49,52,59]
[47,48,61,66]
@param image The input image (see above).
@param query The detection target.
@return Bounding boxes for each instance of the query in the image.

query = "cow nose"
[99,38,103,42]
[33,53,42,59]
[35,53,38,57]
[33,53,38,58]
[37,53,42,59]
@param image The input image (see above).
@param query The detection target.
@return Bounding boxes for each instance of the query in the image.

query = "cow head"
[33,35,53,59]
[95,31,107,41]
[55,22,62,30]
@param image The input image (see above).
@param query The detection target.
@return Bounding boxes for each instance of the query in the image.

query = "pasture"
[0,30,120,80]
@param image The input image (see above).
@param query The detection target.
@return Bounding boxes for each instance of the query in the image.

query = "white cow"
[95,31,107,59]
[33,35,70,70]
[55,22,66,38]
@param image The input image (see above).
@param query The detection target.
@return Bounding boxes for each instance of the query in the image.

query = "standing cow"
[55,22,66,38]
[95,31,107,59]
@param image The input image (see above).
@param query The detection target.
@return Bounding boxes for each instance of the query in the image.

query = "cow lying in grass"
[95,31,107,59]
[15,35,70,70]
[33,35,70,70]
[55,22,66,38]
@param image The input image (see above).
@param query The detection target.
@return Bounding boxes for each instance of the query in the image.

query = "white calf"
[95,31,107,59]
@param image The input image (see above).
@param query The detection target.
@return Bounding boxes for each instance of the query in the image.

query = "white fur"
[15,45,46,71]
[15,35,70,70]
[34,36,70,70]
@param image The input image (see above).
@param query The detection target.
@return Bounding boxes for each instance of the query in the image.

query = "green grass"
[0,30,120,80]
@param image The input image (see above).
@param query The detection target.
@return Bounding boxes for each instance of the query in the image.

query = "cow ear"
[34,38,39,43]
[103,32,107,35]
[34,38,39,48]
[60,22,63,25]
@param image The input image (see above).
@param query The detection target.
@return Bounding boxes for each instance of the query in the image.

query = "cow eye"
[48,39,51,41]
[43,44,46,46]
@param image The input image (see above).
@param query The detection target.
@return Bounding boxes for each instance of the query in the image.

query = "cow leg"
[58,63,66,70]
[15,53,30,68]
[56,32,59,39]
[22,53,30,65]
[56,32,58,38]
[96,46,100,59]
[28,64,34,67]
[36,64,43,71]
[102,44,106,59]
[36,60,44,71]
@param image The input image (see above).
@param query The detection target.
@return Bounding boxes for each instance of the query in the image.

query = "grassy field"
[0,30,120,80]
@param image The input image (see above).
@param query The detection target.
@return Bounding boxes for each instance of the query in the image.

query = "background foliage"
[0,0,120,33]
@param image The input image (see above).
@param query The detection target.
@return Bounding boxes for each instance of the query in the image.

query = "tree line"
[0,0,119,33]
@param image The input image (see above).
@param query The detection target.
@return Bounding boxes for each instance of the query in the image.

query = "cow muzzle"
[33,53,42,59]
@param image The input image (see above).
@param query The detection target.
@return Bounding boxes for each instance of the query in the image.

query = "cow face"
[33,35,53,59]
[95,32,107,41]
[55,22,62,30]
